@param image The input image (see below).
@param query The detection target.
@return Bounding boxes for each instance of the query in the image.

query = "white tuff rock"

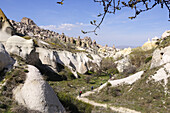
[115,56,133,73]
[161,30,170,39]
[98,71,144,91]
[13,65,65,113]
[5,35,34,59]
[36,48,101,78]
[151,46,170,68]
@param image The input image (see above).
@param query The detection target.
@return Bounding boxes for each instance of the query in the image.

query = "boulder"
[5,35,34,59]
[13,65,65,113]
[115,56,133,73]
[113,47,132,60]
[150,46,170,68]
[161,30,170,39]
[0,43,14,71]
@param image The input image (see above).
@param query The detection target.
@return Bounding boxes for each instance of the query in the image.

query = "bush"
[86,54,93,60]
[145,56,152,63]
[57,92,93,113]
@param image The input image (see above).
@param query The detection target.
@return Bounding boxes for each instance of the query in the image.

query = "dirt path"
[76,78,142,113]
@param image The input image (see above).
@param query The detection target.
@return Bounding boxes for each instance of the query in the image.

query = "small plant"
[22,36,31,40]
[86,54,93,60]
[145,56,152,63]
[24,69,29,73]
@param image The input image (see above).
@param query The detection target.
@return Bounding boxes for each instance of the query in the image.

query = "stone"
[0,43,14,71]
[115,56,133,73]
[5,35,34,59]
[13,65,65,113]
[161,30,170,39]
[150,46,170,68]
[142,38,158,51]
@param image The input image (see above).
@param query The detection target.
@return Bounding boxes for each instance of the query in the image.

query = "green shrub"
[22,36,31,40]
[57,92,93,113]
[145,56,152,63]
[86,54,93,60]
[24,69,29,73]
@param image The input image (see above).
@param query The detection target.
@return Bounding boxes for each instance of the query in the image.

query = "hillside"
[0,8,170,113]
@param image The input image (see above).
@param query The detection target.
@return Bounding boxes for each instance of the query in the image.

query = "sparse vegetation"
[0,67,27,112]
[22,36,31,40]
[157,36,170,48]
[130,47,154,71]
[87,67,170,113]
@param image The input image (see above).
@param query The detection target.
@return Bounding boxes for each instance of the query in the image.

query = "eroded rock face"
[115,56,133,73]
[36,48,101,78]
[13,65,65,113]
[21,17,36,25]
[142,39,157,51]
[5,35,34,59]
[161,30,170,39]
[0,9,14,43]
[0,43,14,71]
[150,46,170,68]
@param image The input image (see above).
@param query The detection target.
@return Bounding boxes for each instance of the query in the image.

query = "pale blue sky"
[1,0,170,47]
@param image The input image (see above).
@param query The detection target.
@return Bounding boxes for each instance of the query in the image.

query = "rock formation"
[5,35,34,59]
[161,30,170,39]
[0,9,14,43]
[13,65,66,113]
[142,38,158,51]
[150,45,170,68]
[0,43,14,71]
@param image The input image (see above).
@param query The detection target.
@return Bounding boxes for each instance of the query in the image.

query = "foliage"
[0,66,27,113]
[96,57,118,76]
[57,92,93,113]
[86,54,93,60]
[129,47,154,71]
[58,66,75,80]
[145,56,152,63]
[57,0,170,34]
[21,36,31,40]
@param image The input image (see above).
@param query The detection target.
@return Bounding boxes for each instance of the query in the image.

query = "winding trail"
[76,71,144,113]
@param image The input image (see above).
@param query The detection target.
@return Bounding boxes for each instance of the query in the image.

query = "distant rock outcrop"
[0,43,14,71]
[142,37,158,51]
[0,9,15,43]
[13,65,66,113]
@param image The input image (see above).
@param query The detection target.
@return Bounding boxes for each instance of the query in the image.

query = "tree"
[57,0,170,35]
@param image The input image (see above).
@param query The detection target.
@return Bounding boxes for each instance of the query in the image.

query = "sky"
[1,0,170,47]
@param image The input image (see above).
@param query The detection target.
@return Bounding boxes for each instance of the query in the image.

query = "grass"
[49,74,110,97]
[49,73,112,112]
[0,66,27,113]
[87,67,170,113]
[57,92,93,113]
[130,47,154,71]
